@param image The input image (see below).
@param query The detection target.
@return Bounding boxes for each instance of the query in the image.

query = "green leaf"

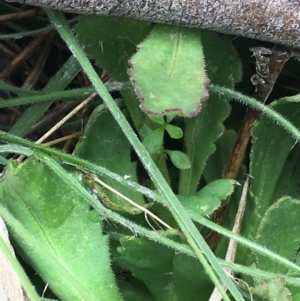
[173,254,213,301]
[272,147,300,201]
[178,31,241,195]
[129,24,208,117]
[165,124,183,139]
[197,179,237,204]
[165,150,191,170]
[117,230,179,301]
[293,293,300,301]
[250,278,292,301]
[117,231,211,301]
[9,55,81,138]
[0,157,123,301]
[76,16,151,81]
[74,106,145,212]
[255,197,300,300]
[166,114,177,123]
[245,95,300,241]
[45,11,247,300]
[178,179,237,216]
[149,116,165,125]
[255,197,300,275]
[117,279,155,301]
[203,130,240,182]
[143,128,164,154]
[121,83,157,139]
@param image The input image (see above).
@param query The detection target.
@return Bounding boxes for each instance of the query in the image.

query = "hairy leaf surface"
[129,24,208,117]
[0,157,123,301]
[245,95,300,241]
[76,16,151,81]
[179,32,242,195]
[74,106,145,213]
[117,231,212,301]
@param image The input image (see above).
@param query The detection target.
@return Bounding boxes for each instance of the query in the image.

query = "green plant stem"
[0,26,53,40]
[43,9,244,300]
[0,87,95,108]
[101,206,300,286]
[0,82,121,108]
[220,260,300,287]
[209,84,300,141]
[0,138,157,199]
[0,80,40,95]
[189,211,300,275]
[2,145,300,288]
[0,237,41,301]
[26,153,300,289]
[0,145,33,157]
[37,152,195,255]
[8,55,81,138]
[2,139,300,276]
[42,155,300,287]
[0,17,79,40]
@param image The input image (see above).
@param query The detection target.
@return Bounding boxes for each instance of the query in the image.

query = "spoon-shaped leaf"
[129,24,208,117]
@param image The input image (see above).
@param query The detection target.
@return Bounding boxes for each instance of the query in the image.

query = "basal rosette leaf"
[255,197,300,298]
[178,31,241,195]
[178,179,237,216]
[116,230,212,301]
[0,157,123,301]
[76,16,151,81]
[243,95,300,243]
[255,197,300,275]
[74,107,145,212]
[129,24,208,117]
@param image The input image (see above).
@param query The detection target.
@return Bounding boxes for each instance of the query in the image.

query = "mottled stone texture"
[4,0,300,49]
